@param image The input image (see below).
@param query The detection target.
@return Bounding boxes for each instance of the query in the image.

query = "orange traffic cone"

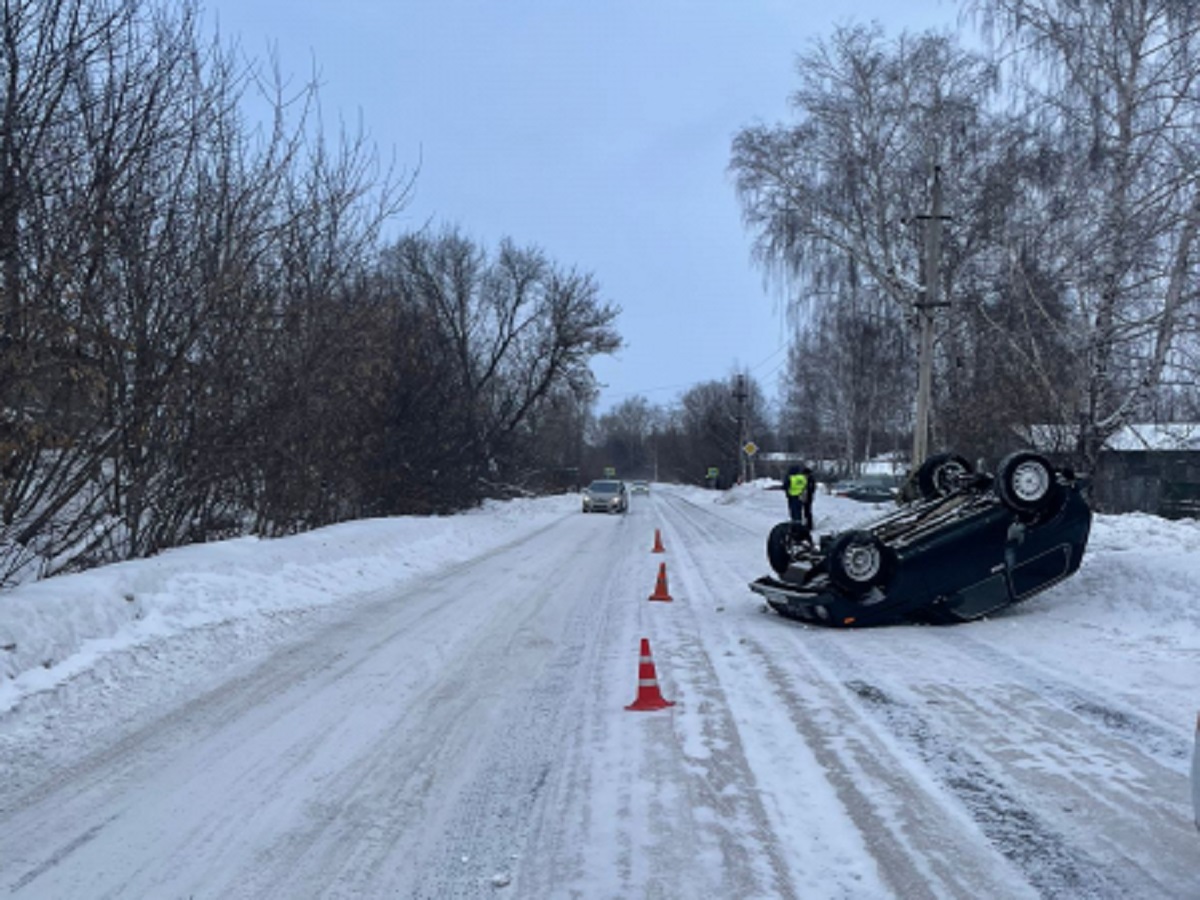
[626,638,674,711]
[652,529,665,553]
[648,562,673,602]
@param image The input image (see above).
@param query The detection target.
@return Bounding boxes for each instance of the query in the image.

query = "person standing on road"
[783,464,811,529]
[800,465,815,529]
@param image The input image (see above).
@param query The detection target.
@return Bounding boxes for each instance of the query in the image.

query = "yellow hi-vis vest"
[787,473,808,497]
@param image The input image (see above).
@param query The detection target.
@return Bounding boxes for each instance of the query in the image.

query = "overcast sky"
[203,1,962,414]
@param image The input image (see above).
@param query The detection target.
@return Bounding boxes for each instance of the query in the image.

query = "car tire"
[995,451,1059,514]
[767,521,811,576]
[916,453,973,499]
[827,530,895,596]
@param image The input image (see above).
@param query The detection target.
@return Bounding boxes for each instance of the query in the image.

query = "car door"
[915,504,1016,619]
[1003,493,1091,600]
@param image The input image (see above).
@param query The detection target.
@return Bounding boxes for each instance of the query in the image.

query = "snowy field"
[1,480,1198,898]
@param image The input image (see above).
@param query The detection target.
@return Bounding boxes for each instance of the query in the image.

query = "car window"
[587,481,620,494]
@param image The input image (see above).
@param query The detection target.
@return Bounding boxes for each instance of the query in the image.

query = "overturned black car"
[750,451,1092,628]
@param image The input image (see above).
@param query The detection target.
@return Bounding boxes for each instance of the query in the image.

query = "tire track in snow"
[405,550,632,899]
[633,493,804,899]
[250,515,636,900]
[657,490,1033,899]
[938,630,1190,766]
[757,596,1196,897]
[841,629,1200,898]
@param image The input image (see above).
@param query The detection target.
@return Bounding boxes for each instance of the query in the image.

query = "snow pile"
[1074,512,1200,626]
[0,494,576,713]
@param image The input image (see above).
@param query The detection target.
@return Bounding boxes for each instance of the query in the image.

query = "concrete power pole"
[734,374,748,484]
[912,165,950,468]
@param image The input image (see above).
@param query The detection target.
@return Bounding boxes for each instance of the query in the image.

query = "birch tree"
[731,25,996,313]
[731,25,1001,461]
[972,0,1200,467]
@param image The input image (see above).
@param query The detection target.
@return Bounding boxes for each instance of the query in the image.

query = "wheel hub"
[843,544,881,581]
[934,462,967,494]
[1012,461,1050,502]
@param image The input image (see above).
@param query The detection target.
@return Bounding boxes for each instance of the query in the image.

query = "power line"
[748,343,788,372]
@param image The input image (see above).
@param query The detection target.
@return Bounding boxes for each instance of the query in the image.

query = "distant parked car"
[751,451,1092,627]
[829,475,901,503]
[582,479,628,514]
[631,480,650,495]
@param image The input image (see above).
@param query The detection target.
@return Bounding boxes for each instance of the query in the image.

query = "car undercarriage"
[750,452,1093,628]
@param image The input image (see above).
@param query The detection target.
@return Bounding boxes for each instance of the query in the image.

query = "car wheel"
[827,530,894,596]
[767,521,810,576]
[995,451,1059,513]
[916,453,973,499]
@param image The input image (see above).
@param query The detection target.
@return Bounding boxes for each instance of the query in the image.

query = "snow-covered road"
[1,483,1197,898]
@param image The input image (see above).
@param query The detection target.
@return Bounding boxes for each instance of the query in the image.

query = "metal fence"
[1090,452,1200,519]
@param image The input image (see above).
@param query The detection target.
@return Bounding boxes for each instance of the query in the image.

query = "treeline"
[731,1,1200,471]
[0,0,618,585]
[586,379,774,488]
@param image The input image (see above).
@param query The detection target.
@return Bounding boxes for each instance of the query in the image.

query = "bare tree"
[0,0,415,578]
[379,228,620,503]
[0,0,139,579]
[659,379,748,487]
[783,286,910,471]
[731,25,1002,468]
[971,0,1200,468]
[592,396,662,479]
[0,0,619,585]
[731,26,997,311]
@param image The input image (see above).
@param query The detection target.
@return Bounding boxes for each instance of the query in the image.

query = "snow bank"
[0,494,577,712]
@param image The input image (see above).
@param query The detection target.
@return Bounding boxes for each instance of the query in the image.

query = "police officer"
[800,464,815,527]
[783,464,812,529]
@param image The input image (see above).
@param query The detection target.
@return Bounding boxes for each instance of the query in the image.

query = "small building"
[1020,423,1200,518]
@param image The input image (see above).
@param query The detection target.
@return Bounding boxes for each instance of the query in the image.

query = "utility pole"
[912,165,951,468]
[734,374,748,484]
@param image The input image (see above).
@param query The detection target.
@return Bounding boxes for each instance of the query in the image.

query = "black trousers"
[787,494,809,527]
